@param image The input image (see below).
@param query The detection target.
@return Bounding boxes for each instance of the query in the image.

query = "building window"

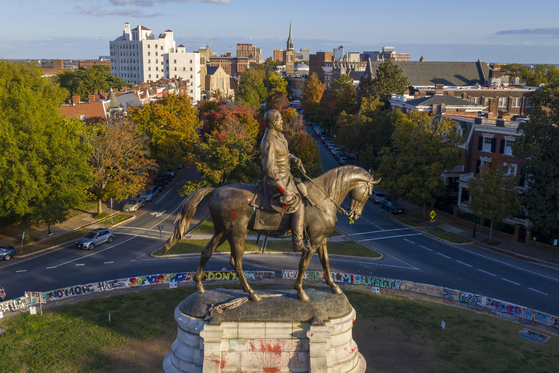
[161,46,163,50]
[174,67,176,71]
[190,60,192,63]
[511,97,522,107]
[148,44,150,48]
[484,97,491,106]
[156,74,159,78]
[190,74,193,78]
[183,67,186,71]
[156,67,158,71]
[149,74,151,78]
[148,67,151,71]
[190,67,192,71]
[156,59,158,63]
[505,139,514,155]
[504,163,518,176]
[498,97,509,108]
[148,52,150,56]
[470,97,481,104]
[80,115,86,123]
[174,60,176,63]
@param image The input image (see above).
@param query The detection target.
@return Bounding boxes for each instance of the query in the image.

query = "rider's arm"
[262,140,280,180]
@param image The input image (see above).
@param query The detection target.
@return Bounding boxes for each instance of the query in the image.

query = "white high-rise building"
[109,23,201,103]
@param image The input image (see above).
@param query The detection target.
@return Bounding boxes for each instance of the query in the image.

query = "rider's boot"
[291,204,308,253]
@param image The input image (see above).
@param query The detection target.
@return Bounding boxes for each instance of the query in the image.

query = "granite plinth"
[163,289,366,373]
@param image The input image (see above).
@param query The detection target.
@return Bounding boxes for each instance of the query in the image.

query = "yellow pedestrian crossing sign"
[429,210,436,219]
[349,217,355,224]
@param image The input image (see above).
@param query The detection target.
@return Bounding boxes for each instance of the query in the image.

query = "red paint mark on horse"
[233,212,236,220]
[352,318,355,323]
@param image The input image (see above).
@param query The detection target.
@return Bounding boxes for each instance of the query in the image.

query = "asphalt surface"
[1,123,558,317]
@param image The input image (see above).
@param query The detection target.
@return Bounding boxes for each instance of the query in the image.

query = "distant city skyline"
[2,0,559,64]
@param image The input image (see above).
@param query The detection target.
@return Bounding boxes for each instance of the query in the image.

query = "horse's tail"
[162,187,215,254]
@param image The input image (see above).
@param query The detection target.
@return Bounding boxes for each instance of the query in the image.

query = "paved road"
[1,124,558,317]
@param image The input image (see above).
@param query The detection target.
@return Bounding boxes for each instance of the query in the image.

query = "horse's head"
[348,175,381,220]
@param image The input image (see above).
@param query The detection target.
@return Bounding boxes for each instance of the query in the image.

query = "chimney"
[462,92,468,99]
[496,109,506,127]
[71,95,80,104]
[414,92,419,99]
[447,90,454,96]
[88,95,95,103]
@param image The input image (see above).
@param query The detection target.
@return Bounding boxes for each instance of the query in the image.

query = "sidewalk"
[400,201,559,269]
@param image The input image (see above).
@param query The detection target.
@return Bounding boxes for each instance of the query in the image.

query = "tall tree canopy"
[301,73,325,123]
[320,74,357,128]
[359,60,409,104]
[128,94,201,170]
[501,64,559,87]
[85,120,157,214]
[467,156,522,242]
[513,82,559,242]
[378,111,463,209]
[235,63,288,109]
[56,65,128,101]
[0,61,93,231]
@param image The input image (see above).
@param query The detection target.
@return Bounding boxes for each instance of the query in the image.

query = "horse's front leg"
[229,236,261,302]
[317,242,342,295]
[294,246,315,301]
[193,233,226,293]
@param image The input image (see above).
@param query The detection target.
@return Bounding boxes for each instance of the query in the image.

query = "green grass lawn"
[152,239,262,255]
[429,228,471,244]
[1,286,557,373]
[98,214,134,226]
[265,239,381,258]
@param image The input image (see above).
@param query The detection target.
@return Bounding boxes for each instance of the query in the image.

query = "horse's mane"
[307,165,371,201]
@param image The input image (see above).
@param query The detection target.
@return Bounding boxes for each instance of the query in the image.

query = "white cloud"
[496,28,559,36]
[76,4,163,17]
[109,0,230,6]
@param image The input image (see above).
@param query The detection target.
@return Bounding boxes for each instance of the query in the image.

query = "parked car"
[339,157,348,165]
[141,185,160,202]
[0,246,16,261]
[76,229,115,250]
[164,171,177,178]
[0,286,5,301]
[154,176,169,190]
[122,198,145,212]
[380,200,406,214]
[177,162,183,169]
[370,190,388,204]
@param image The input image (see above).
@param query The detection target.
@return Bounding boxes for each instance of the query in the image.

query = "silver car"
[122,198,145,212]
[141,185,160,202]
[76,229,115,250]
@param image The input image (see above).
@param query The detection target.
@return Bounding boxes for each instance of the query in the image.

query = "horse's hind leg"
[229,236,261,302]
[317,242,342,295]
[193,233,226,293]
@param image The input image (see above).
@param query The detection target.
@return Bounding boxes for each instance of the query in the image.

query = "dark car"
[380,200,406,214]
[0,246,16,261]
[76,229,115,250]
[0,286,5,301]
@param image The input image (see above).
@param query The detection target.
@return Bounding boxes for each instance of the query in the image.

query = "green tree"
[359,60,409,104]
[128,94,201,170]
[57,65,128,101]
[335,96,394,170]
[85,120,157,214]
[320,75,357,128]
[513,82,559,242]
[301,73,325,123]
[378,111,463,211]
[467,156,522,242]
[0,61,93,235]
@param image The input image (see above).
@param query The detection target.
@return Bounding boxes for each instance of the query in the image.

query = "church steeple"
[287,22,294,51]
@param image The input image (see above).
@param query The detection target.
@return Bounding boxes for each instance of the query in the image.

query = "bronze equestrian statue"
[162,110,380,301]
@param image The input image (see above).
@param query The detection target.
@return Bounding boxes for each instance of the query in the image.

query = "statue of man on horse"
[162,110,381,301]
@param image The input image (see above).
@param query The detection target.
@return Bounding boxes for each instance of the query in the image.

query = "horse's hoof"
[195,285,206,293]
[298,290,310,302]
[249,292,262,302]
[332,285,343,295]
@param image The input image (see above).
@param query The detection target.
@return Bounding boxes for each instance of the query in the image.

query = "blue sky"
[2,0,559,64]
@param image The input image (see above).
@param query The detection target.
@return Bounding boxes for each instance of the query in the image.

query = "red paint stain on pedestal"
[264,368,281,372]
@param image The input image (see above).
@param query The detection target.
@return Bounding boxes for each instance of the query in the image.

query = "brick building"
[209,54,249,77]
[236,43,263,64]
[309,52,334,82]
[77,60,111,69]
[59,95,107,124]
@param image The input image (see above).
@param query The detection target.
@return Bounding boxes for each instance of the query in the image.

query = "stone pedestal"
[163,289,366,373]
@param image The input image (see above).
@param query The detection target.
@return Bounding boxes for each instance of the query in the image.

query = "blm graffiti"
[45,270,275,302]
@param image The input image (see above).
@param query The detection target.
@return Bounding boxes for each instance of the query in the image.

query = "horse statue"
[162,165,380,302]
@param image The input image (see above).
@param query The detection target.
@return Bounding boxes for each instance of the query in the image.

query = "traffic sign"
[430,218,435,223]
[429,210,436,219]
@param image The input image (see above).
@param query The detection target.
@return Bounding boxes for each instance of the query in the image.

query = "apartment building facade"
[109,23,201,103]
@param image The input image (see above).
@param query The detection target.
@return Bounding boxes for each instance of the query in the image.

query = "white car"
[122,198,145,212]
[141,185,160,202]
